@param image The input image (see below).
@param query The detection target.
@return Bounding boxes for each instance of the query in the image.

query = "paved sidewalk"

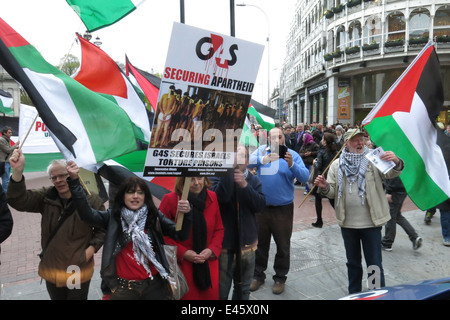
[0,172,449,300]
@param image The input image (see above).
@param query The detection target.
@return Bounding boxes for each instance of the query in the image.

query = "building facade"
[281,0,450,127]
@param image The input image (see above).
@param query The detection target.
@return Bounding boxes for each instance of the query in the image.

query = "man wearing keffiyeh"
[314,128,404,294]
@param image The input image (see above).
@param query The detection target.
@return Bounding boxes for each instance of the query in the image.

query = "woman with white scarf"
[67,161,192,300]
[315,128,404,294]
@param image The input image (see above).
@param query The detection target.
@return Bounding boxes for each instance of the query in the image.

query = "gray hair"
[46,159,67,176]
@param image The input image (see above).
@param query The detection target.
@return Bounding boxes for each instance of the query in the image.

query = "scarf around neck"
[120,205,168,280]
[188,188,212,290]
[337,146,370,205]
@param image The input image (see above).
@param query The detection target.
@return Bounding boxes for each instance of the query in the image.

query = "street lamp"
[93,36,102,47]
[236,3,270,106]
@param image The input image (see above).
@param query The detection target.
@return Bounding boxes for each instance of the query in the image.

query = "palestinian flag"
[0,17,140,168]
[240,103,275,146]
[125,56,160,112]
[0,88,14,115]
[362,42,450,210]
[66,0,146,32]
[73,33,151,145]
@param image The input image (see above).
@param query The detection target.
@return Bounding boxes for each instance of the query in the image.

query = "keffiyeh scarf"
[120,205,168,280]
[337,146,370,205]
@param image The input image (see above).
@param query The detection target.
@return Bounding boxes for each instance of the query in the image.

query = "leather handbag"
[163,244,189,300]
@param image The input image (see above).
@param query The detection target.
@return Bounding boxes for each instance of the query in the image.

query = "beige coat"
[320,158,404,227]
[0,136,17,162]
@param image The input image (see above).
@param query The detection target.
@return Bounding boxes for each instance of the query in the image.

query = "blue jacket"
[248,145,309,206]
[210,171,265,250]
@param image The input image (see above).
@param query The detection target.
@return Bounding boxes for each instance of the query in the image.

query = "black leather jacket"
[68,178,192,291]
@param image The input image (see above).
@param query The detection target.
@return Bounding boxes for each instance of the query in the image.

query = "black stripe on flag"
[415,48,444,125]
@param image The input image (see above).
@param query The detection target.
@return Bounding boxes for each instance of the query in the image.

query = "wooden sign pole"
[176,177,191,230]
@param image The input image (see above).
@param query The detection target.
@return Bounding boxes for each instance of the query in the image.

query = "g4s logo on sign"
[195,34,239,70]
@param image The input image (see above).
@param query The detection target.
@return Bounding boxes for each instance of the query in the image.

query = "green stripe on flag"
[247,106,275,131]
[366,115,448,210]
[67,0,139,32]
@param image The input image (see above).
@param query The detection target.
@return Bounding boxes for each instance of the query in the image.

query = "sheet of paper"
[365,146,396,174]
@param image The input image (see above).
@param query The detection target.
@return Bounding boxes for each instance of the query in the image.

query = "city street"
[0,171,449,300]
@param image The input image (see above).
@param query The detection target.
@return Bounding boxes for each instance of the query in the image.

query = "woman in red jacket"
[159,176,224,300]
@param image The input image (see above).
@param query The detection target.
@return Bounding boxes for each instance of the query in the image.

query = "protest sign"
[144,22,264,177]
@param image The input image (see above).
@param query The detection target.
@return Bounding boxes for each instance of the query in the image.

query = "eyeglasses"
[49,173,69,182]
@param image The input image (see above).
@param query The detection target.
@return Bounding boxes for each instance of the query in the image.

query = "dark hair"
[323,132,337,154]
[174,176,211,195]
[111,176,159,227]
[1,126,12,135]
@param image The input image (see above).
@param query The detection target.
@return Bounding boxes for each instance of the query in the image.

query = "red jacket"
[159,190,224,300]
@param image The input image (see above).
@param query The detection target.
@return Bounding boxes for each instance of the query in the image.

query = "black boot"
[312,219,323,228]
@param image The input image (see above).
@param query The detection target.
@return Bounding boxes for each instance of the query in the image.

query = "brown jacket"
[7,176,105,287]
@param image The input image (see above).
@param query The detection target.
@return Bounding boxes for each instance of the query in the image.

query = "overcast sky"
[2,0,297,105]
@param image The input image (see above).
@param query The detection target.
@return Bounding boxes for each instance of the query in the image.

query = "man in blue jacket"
[211,145,266,300]
[248,127,309,294]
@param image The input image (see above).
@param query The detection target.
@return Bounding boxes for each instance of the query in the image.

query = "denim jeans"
[219,249,255,300]
[341,227,385,294]
[2,162,10,193]
[440,210,450,241]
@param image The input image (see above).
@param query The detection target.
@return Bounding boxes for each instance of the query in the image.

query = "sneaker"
[250,279,264,292]
[304,191,308,195]
[424,211,433,225]
[272,281,285,294]
[382,245,392,252]
[443,239,450,247]
[413,236,422,250]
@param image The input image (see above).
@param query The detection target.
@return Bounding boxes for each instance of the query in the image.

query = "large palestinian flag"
[73,33,151,145]
[362,42,450,210]
[0,17,140,167]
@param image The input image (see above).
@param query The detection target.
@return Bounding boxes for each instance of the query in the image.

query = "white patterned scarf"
[120,205,168,280]
[337,146,370,205]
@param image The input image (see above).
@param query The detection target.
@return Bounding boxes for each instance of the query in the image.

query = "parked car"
[339,277,450,300]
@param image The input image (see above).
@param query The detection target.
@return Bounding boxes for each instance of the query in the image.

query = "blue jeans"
[219,249,255,300]
[2,162,11,193]
[341,227,385,294]
[440,210,450,241]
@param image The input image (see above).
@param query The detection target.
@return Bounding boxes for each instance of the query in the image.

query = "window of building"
[363,15,382,44]
[348,21,362,47]
[336,25,346,51]
[409,8,430,39]
[386,11,406,41]
[434,6,450,38]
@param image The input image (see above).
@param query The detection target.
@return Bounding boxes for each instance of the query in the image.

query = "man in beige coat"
[315,128,404,294]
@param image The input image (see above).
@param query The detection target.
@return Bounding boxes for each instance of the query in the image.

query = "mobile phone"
[278,145,288,159]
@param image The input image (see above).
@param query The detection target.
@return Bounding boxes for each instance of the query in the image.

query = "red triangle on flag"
[74,33,127,98]
[125,56,159,111]
[372,46,434,120]
[0,18,29,48]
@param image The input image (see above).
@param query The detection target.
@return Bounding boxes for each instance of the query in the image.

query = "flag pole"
[297,127,361,209]
[18,113,39,150]
[176,177,191,230]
